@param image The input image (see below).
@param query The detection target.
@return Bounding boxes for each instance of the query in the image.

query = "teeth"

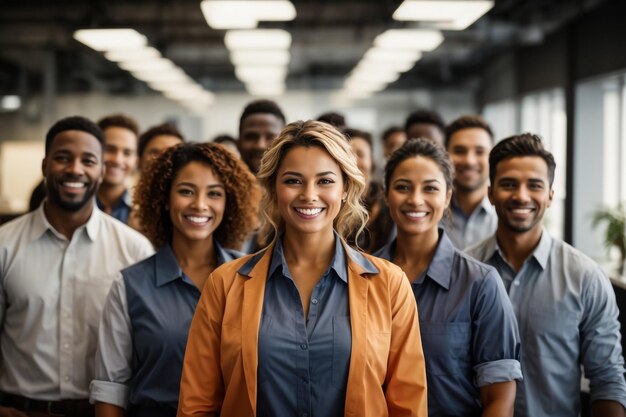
[295,208,323,216]
[186,215,209,224]
[406,211,427,218]
[63,182,85,189]
[511,208,532,214]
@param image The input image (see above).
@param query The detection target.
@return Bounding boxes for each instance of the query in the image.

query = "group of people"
[0,98,625,417]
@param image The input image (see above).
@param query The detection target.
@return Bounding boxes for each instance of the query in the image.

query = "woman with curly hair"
[90,142,259,417]
[178,120,427,417]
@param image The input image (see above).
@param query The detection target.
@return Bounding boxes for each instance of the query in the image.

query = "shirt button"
[64,376,70,382]
[64,343,70,350]
[513,281,520,286]
[300,343,308,350]
[311,298,318,305]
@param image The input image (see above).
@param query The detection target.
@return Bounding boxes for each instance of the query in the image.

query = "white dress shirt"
[0,203,154,400]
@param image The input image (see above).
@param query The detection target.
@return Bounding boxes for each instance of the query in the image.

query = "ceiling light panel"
[235,65,287,82]
[73,29,147,51]
[225,29,292,50]
[374,29,444,51]
[119,58,175,73]
[104,47,160,62]
[201,0,296,29]
[230,50,290,66]
[393,0,494,30]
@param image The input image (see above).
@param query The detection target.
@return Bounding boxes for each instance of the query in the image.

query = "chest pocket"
[420,321,471,376]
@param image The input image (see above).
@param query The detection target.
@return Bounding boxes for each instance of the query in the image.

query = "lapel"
[344,245,372,414]
[239,246,273,414]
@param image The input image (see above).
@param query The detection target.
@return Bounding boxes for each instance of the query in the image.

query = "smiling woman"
[89,142,259,417]
[178,120,428,417]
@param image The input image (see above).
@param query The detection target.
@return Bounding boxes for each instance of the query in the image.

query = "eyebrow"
[175,182,225,188]
[393,178,441,184]
[281,170,338,177]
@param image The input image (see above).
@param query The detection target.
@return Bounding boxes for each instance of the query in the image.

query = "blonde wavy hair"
[256,120,368,245]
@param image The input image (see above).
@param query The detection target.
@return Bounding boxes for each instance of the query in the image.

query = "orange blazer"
[177,242,427,417]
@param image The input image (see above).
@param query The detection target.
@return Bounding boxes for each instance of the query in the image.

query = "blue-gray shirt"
[90,242,241,415]
[442,195,497,250]
[375,230,522,417]
[97,189,132,224]
[467,230,626,417]
[256,236,351,417]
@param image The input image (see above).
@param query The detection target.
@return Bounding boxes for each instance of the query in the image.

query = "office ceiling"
[0,0,607,97]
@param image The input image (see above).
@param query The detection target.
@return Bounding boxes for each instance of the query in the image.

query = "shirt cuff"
[474,359,523,387]
[89,380,130,408]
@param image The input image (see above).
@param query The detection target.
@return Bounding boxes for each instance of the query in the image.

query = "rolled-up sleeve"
[472,268,523,387]
[89,276,133,408]
[580,267,626,410]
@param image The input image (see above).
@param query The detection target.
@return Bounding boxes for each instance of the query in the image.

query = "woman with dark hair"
[178,120,427,417]
[375,138,522,417]
[90,143,259,417]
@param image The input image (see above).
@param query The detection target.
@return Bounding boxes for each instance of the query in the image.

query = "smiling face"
[239,113,284,173]
[169,161,226,244]
[43,129,104,213]
[275,146,345,238]
[447,127,491,193]
[102,126,137,186]
[386,156,451,239]
[489,156,554,235]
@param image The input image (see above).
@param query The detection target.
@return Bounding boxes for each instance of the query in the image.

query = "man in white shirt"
[0,116,153,417]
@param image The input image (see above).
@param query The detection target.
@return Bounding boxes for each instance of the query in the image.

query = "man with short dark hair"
[467,133,626,417]
[96,114,139,224]
[0,116,153,417]
[237,99,286,173]
[381,125,406,159]
[404,109,445,147]
[137,123,184,173]
[443,115,497,248]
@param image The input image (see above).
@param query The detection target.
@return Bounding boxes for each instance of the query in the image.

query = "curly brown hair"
[134,142,260,249]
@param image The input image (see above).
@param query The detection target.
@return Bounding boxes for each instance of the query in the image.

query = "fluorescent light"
[105,47,161,62]
[225,29,291,50]
[246,82,286,96]
[201,1,296,29]
[231,50,290,66]
[357,58,415,73]
[364,47,422,64]
[1,95,21,110]
[73,29,147,51]
[131,68,189,83]
[235,65,287,82]
[119,57,175,73]
[393,1,494,30]
[348,70,400,84]
[374,29,443,51]
[147,79,198,92]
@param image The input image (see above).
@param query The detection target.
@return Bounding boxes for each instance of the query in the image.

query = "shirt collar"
[32,201,101,242]
[375,229,454,290]
[421,230,455,290]
[492,227,552,270]
[155,239,238,287]
[239,232,378,279]
[268,233,349,283]
[96,189,132,211]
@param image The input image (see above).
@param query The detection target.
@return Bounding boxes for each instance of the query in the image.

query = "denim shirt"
[467,230,626,417]
[96,189,132,224]
[375,230,522,417]
[90,241,241,415]
[256,235,351,417]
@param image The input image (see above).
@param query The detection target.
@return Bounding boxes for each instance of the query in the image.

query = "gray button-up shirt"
[90,242,241,412]
[467,230,626,417]
[0,204,154,400]
[256,235,354,417]
[442,195,497,249]
[375,230,521,417]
